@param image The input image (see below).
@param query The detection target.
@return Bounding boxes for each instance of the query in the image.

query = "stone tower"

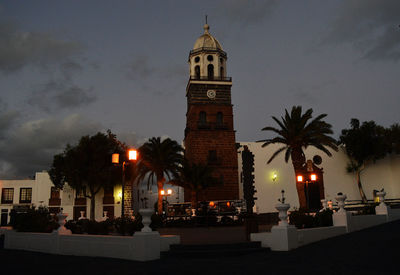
[184,24,239,202]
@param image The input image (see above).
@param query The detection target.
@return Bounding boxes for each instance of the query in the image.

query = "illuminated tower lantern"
[184,23,239,202]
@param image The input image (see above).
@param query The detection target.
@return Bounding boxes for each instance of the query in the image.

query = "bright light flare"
[297,175,303,182]
[112,153,119,164]
[128,149,137,160]
[310,174,317,181]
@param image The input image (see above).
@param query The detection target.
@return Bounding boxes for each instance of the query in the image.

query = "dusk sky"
[0,0,399,179]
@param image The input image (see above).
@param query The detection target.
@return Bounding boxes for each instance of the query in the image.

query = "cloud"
[0,110,20,139]
[60,61,83,81]
[0,114,102,179]
[220,0,278,26]
[28,80,96,113]
[322,0,400,61]
[125,55,186,95]
[125,56,156,80]
[0,21,83,73]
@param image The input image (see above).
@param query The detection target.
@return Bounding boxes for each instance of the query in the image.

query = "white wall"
[238,142,400,213]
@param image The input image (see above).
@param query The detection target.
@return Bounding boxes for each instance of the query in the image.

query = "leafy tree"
[258,106,338,208]
[386,123,400,154]
[138,137,183,214]
[339,119,388,203]
[49,131,126,220]
[169,159,221,209]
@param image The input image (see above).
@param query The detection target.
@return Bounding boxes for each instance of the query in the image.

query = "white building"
[0,171,185,225]
[237,142,400,213]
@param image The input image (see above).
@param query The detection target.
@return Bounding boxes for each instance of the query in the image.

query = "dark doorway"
[305,182,322,210]
[1,209,8,226]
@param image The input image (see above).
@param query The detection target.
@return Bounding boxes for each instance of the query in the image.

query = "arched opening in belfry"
[220,67,224,78]
[195,65,200,79]
[208,64,214,79]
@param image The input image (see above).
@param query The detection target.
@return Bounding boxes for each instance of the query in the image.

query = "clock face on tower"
[207,90,216,99]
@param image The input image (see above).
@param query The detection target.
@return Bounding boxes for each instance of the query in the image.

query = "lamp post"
[296,173,317,210]
[160,189,172,215]
[112,149,138,217]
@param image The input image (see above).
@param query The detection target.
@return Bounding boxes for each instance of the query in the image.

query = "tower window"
[195,65,200,79]
[217,112,223,126]
[207,55,213,61]
[220,57,223,63]
[207,64,214,79]
[195,56,200,63]
[220,67,224,78]
[208,150,217,161]
[199,111,207,124]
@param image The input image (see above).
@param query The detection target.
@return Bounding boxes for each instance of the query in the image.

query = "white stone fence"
[3,209,180,261]
[251,191,400,251]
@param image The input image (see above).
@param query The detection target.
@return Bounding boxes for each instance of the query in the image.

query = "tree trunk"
[157,175,165,215]
[291,148,307,209]
[357,171,368,204]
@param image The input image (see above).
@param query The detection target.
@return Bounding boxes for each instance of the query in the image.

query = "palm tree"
[138,137,183,214]
[169,159,221,209]
[258,106,338,208]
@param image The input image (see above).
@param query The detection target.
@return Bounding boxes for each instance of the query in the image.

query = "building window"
[19,188,32,203]
[207,55,213,61]
[195,56,200,63]
[50,187,60,199]
[220,67,224,77]
[1,188,14,204]
[207,64,214,79]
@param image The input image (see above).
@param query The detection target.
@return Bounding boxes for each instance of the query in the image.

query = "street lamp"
[112,149,138,217]
[160,189,172,215]
[296,173,317,210]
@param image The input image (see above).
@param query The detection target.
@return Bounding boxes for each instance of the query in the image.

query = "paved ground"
[1,220,399,275]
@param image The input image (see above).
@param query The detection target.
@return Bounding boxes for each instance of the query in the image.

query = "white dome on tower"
[193,24,223,51]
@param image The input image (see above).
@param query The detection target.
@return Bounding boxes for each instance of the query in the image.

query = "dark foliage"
[289,208,333,229]
[10,207,59,233]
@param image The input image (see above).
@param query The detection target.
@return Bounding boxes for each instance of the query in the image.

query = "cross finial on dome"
[204,15,210,34]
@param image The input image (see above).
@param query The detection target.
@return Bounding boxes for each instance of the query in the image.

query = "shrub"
[289,208,315,229]
[114,215,143,235]
[11,206,59,233]
[314,209,333,227]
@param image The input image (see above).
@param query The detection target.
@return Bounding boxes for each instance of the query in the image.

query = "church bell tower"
[184,23,239,202]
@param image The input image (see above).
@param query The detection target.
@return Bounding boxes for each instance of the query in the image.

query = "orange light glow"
[209,201,215,207]
[226,202,231,207]
[297,175,303,182]
[167,189,172,195]
[310,174,317,181]
[128,149,137,160]
[112,153,119,164]
[160,190,165,196]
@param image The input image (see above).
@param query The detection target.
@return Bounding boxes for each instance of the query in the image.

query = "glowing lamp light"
[297,175,303,182]
[112,153,119,164]
[272,172,278,182]
[167,189,172,195]
[310,174,317,181]
[117,190,122,200]
[160,189,165,196]
[209,201,215,207]
[227,202,231,207]
[128,149,137,161]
